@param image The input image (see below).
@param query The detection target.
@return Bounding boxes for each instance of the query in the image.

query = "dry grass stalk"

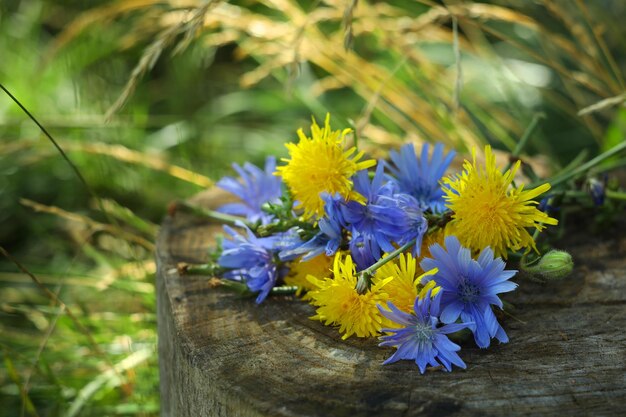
[20,198,155,251]
[578,92,626,116]
[105,1,219,119]
[53,0,622,154]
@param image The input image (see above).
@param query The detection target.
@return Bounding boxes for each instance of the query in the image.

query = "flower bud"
[522,250,573,282]
[355,272,371,295]
[537,250,574,280]
[586,176,607,206]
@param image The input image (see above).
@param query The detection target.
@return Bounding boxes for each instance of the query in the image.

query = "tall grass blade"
[0,84,118,227]
[3,352,40,417]
[64,348,152,417]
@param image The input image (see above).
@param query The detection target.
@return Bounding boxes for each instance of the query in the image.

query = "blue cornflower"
[378,290,472,373]
[217,156,282,224]
[386,143,455,213]
[218,225,279,303]
[278,193,344,261]
[342,164,406,256]
[420,236,518,348]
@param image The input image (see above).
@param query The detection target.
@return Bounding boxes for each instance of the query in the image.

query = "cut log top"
[156,188,626,417]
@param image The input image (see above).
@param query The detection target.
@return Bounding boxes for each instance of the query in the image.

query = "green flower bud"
[522,250,574,282]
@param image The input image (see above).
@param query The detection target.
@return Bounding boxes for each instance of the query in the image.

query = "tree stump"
[156,188,626,417]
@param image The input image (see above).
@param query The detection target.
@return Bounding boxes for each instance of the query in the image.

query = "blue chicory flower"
[271,227,305,261]
[420,236,517,348]
[378,289,472,373]
[217,156,282,225]
[349,230,379,271]
[278,193,344,262]
[386,143,455,213]
[342,164,406,256]
[218,225,280,303]
[391,192,428,256]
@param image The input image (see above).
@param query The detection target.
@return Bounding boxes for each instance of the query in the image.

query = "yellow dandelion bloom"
[307,254,392,339]
[443,145,558,258]
[373,252,439,313]
[284,255,333,299]
[275,114,376,219]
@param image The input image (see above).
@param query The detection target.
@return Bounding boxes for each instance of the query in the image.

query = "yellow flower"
[443,145,558,258]
[275,114,376,219]
[284,255,333,299]
[373,252,439,314]
[307,253,392,339]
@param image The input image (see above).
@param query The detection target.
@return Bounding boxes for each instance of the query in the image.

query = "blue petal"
[434,335,466,370]
[485,280,518,294]
[379,302,417,326]
[476,246,495,268]
[443,236,462,260]
[439,322,472,335]
[495,323,509,344]
[440,300,464,324]
[468,304,490,348]
[429,290,442,317]
[301,247,326,262]
[457,246,473,271]
[482,305,500,337]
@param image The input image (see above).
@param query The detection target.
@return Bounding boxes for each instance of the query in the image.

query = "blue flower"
[217,156,282,224]
[349,230,378,271]
[386,143,455,213]
[378,290,472,373]
[319,192,347,228]
[342,164,406,255]
[538,195,555,213]
[218,225,279,303]
[271,227,305,260]
[391,192,428,256]
[587,175,607,206]
[278,193,344,262]
[420,236,517,348]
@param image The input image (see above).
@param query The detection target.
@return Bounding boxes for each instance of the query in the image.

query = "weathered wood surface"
[157,188,626,417]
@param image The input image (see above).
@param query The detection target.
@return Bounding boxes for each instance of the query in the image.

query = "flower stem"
[607,190,626,201]
[532,141,626,189]
[179,262,224,276]
[270,285,298,295]
[255,217,315,237]
[561,189,626,201]
[219,280,298,296]
[356,239,416,294]
[174,200,313,237]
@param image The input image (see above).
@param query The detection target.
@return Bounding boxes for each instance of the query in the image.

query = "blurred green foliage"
[1,0,624,416]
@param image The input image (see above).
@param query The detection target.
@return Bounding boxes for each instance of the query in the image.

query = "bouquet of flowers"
[178,114,623,373]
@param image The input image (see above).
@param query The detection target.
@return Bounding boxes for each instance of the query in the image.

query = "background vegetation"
[1,0,624,416]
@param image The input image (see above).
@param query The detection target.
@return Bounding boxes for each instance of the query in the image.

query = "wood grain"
[157,188,626,417]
